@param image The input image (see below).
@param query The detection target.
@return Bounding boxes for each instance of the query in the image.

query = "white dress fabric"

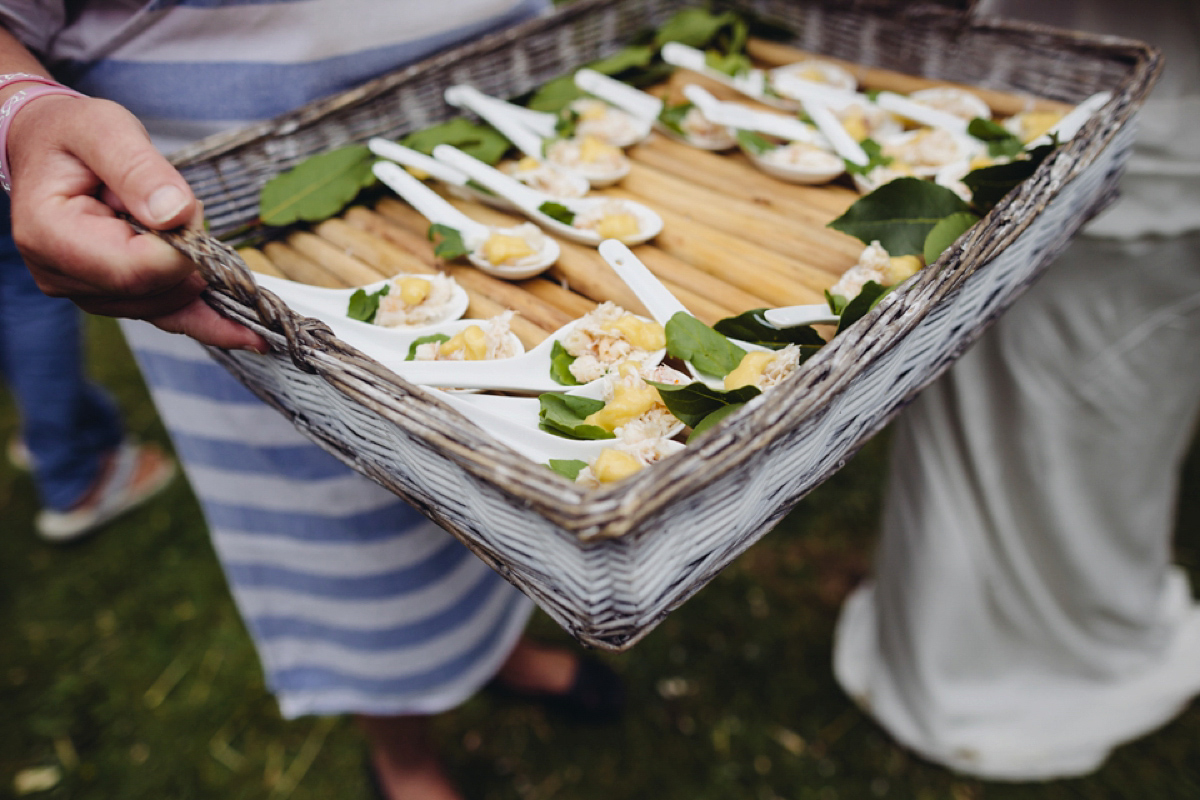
[0,0,551,719]
[833,0,1200,780]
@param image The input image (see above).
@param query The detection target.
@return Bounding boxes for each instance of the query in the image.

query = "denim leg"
[0,194,124,511]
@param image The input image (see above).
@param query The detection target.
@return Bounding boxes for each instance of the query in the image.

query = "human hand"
[6,93,267,352]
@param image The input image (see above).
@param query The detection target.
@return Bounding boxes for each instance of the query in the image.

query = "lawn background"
[2,316,1199,800]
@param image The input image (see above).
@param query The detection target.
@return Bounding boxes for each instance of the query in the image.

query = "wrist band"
[0,77,86,192]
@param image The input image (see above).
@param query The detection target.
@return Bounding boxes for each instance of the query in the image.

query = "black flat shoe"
[488,656,625,723]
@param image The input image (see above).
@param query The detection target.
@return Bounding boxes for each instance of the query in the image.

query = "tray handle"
[125,217,333,373]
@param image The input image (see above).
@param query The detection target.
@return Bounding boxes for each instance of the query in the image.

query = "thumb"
[67,100,198,229]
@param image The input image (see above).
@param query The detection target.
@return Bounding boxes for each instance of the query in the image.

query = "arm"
[0,27,266,351]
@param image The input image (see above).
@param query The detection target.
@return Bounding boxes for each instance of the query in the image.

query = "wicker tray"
[159,0,1160,650]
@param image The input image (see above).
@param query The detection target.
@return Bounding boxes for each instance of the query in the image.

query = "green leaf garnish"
[401,118,512,165]
[967,117,1026,159]
[538,201,575,225]
[713,309,826,349]
[555,107,581,140]
[842,138,893,177]
[547,459,588,480]
[405,333,450,361]
[537,393,616,440]
[736,129,775,156]
[549,340,582,386]
[963,141,1056,214]
[923,211,981,264]
[654,9,747,52]
[665,312,747,378]
[827,177,971,256]
[259,144,376,227]
[825,290,849,317]
[427,223,469,260]
[346,283,391,324]
[705,50,753,78]
[836,281,891,334]
[687,402,747,442]
[657,103,694,137]
[649,381,761,428]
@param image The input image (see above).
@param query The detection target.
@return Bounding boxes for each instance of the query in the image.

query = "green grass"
[3,316,1199,799]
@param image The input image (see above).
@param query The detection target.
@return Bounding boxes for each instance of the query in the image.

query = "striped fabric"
[121,321,533,718]
[0,0,551,718]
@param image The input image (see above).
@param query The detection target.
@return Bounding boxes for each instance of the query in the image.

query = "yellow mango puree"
[591,449,643,483]
[584,382,662,433]
[602,315,666,351]
[481,233,536,266]
[884,255,923,286]
[724,351,776,390]
[396,276,431,306]
[579,135,620,163]
[439,325,489,360]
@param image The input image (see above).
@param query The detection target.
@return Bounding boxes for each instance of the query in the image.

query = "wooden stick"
[262,242,349,288]
[520,278,598,318]
[286,231,388,286]
[314,217,432,277]
[615,163,862,267]
[629,135,859,217]
[236,247,286,279]
[463,293,549,349]
[632,246,774,312]
[605,189,837,301]
[346,203,440,268]
[746,38,1073,117]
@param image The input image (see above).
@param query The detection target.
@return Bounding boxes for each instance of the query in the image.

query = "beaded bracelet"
[0,74,86,192]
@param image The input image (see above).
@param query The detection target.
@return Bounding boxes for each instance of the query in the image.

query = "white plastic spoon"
[874,91,970,135]
[660,42,796,111]
[575,68,736,150]
[598,240,771,390]
[372,161,558,279]
[446,84,630,187]
[433,145,663,247]
[762,303,840,328]
[1030,91,1113,147]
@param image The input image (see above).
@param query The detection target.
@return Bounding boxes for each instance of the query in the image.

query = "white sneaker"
[35,441,176,542]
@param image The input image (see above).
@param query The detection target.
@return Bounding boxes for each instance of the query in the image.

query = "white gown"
[832,0,1200,780]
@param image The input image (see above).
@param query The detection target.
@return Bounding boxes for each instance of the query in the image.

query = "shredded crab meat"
[563,302,659,382]
[546,136,628,175]
[748,345,803,392]
[908,88,991,121]
[882,129,972,172]
[569,99,643,145]
[476,223,548,268]
[572,200,644,238]
[830,241,891,300]
[500,161,585,198]
[760,141,842,170]
[680,107,735,145]
[411,311,519,361]
[375,273,458,328]
[575,436,687,488]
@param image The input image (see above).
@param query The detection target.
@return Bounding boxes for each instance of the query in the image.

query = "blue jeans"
[0,193,123,511]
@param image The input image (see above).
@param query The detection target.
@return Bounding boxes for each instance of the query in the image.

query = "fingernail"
[147,185,188,224]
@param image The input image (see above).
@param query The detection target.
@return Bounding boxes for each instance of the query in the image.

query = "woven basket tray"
[159,0,1160,650]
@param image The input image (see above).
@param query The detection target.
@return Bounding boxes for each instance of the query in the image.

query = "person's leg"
[0,194,124,511]
[834,232,1200,780]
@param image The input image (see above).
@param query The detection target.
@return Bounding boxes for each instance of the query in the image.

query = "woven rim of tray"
[162,2,1162,540]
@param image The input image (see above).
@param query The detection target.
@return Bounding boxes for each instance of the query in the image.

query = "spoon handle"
[874,91,968,134]
[445,85,547,160]
[385,352,562,393]
[762,304,840,328]
[432,145,549,213]
[799,99,869,166]
[684,85,820,145]
[598,240,690,325]
[368,138,468,186]
[372,162,488,240]
[574,69,663,121]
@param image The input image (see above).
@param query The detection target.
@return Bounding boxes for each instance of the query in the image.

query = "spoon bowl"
[433,145,663,247]
[373,161,558,279]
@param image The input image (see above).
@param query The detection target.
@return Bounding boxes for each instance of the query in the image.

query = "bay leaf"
[665,312,746,378]
[923,211,980,265]
[827,177,970,256]
[258,144,375,227]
